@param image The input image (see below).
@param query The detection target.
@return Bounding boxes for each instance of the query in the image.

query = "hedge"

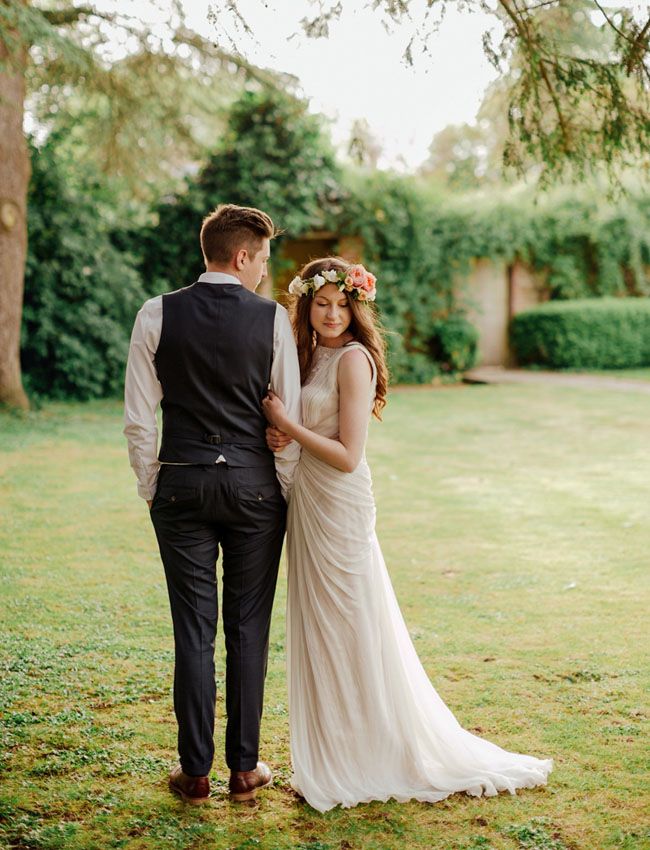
[510,297,650,369]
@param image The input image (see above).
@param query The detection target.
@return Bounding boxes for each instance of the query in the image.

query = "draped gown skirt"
[286,343,552,812]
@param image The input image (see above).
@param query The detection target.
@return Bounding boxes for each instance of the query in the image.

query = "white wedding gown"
[286,342,553,813]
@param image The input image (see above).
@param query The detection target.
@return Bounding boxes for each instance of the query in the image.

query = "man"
[123,204,301,804]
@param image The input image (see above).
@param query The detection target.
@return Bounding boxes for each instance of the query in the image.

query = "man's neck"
[205,264,240,279]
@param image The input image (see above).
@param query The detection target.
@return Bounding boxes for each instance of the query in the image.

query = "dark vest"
[155,282,276,467]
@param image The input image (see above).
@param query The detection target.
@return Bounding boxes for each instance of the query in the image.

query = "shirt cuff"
[137,482,156,501]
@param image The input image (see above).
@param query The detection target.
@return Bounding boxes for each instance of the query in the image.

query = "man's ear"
[234,248,248,270]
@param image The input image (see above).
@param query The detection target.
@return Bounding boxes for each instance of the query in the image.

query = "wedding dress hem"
[290,757,553,813]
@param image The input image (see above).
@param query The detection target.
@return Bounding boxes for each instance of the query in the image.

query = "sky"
[190,0,503,171]
[91,0,504,172]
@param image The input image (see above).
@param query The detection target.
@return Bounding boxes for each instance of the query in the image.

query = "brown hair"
[200,203,275,265]
[288,256,388,419]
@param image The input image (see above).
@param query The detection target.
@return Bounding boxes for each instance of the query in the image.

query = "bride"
[262,257,552,813]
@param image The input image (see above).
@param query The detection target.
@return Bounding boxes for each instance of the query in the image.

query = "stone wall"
[458,260,548,366]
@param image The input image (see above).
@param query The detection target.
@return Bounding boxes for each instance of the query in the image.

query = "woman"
[262,257,552,813]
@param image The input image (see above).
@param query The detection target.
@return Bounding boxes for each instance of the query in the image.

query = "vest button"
[171,495,176,502]
[257,494,263,500]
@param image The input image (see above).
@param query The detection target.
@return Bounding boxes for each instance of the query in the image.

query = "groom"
[123,203,301,804]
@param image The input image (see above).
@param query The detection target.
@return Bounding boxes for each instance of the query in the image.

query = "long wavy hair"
[287,256,388,419]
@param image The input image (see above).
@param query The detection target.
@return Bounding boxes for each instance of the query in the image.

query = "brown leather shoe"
[168,764,211,805]
[228,761,273,802]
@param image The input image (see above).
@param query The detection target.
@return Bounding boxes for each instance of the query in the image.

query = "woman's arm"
[262,349,372,473]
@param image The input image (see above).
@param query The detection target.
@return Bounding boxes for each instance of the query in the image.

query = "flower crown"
[288,264,377,302]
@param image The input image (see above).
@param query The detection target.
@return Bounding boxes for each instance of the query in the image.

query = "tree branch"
[625,15,650,74]
[591,1,632,45]
[39,6,111,27]
[499,0,572,150]
[519,0,562,11]
[173,26,296,89]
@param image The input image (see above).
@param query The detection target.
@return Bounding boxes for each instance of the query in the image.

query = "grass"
[519,365,650,382]
[1,385,649,850]
[580,368,650,381]
[562,368,650,381]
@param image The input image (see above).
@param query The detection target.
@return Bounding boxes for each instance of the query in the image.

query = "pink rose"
[346,264,376,292]
[346,265,367,288]
[363,271,377,292]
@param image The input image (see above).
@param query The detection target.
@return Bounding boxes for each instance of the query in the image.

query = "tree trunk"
[0,31,30,410]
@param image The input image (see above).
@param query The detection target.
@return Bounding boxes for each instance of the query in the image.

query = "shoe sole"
[169,780,211,805]
[229,774,273,803]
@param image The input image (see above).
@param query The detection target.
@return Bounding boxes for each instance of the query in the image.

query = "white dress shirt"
[123,271,302,501]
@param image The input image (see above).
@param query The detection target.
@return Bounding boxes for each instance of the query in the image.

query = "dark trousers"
[150,463,286,775]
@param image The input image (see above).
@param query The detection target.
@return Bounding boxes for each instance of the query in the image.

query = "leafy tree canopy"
[141,86,345,292]
[2,0,295,202]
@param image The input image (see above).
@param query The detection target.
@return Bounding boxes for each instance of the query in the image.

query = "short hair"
[200,204,276,265]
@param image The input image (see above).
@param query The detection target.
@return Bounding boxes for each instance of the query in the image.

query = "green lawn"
[1,385,648,850]
[565,368,650,381]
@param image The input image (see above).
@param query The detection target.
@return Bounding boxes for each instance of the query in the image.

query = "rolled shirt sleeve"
[270,303,302,501]
[123,296,163,500]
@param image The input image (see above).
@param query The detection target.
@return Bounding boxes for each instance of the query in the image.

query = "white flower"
[322,269,338,282]
[312,274,326,290]
[366,288,377,301]
[288,276,303,295]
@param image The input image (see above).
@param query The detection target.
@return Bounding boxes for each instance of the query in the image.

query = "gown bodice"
[301,342,377,437]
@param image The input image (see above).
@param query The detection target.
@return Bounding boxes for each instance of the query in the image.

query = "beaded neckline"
[315,340,358,352]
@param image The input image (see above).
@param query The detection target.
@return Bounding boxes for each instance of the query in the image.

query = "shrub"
[386,335,441,384]
[428,315,479,372]
[22,142,147,400]
[510,297,650,369]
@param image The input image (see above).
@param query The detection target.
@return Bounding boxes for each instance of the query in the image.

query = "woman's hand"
[266,425,293,453]
[262,390,289,429]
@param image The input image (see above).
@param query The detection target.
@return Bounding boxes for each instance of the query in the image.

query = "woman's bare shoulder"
[338,346,373,383]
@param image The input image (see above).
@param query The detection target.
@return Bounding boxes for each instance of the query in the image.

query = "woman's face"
[309,283,352,342]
